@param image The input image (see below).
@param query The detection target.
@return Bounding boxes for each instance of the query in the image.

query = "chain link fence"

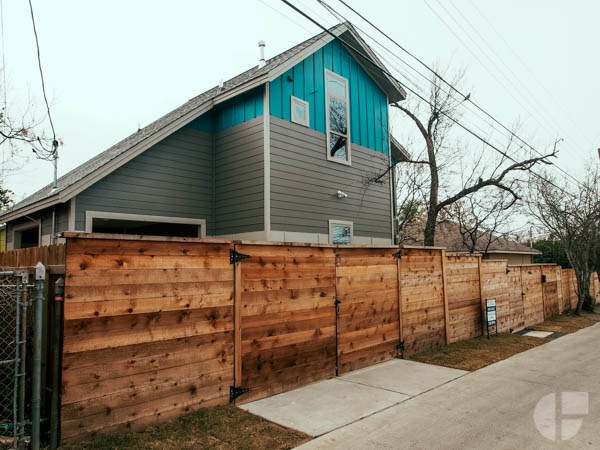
[0,272,31,450]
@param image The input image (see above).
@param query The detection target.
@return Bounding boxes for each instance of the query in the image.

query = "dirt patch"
[409,312,600,371]
[57,405,309,450]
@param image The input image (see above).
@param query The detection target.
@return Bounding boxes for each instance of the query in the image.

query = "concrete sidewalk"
[298,323,600,449]
[240,359,467,436]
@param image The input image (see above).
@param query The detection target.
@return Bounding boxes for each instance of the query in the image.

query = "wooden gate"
[541,265,559,319]
[335,247,400,375]
[236,244,337,403]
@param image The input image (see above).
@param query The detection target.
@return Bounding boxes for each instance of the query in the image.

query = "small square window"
[291,96,309,127]
[329,220,353,245]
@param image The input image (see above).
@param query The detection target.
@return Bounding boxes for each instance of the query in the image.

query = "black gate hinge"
[396,341,405,351]
[230,249,251,264]
[392,251,402,259]
[230,386,251,403]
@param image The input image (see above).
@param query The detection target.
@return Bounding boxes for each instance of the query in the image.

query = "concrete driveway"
[242,323,600,449]
[240,359,467,436]
[297,323,600,449]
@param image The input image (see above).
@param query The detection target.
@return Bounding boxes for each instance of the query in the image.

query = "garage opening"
[86,212,205,238]
[15,225,40,248]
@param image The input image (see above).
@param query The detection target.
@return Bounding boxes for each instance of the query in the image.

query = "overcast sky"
[2,0,599,202]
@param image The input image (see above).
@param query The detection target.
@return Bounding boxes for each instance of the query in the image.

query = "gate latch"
[230,249,251,264]
[230,386,251,403]
[392,251,402,259]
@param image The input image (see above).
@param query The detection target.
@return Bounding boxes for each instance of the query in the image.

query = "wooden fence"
[0,243,65,268]
[6,235,597,441]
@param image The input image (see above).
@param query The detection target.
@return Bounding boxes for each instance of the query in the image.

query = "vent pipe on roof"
[258,41,266,68]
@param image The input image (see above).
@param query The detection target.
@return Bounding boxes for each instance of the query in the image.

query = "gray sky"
[2,0,599,202]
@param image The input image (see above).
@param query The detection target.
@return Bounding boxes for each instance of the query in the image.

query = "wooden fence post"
[441,249,450,345]
[396,248,404,355]
[233,245,242,394]
[477,256,486,336]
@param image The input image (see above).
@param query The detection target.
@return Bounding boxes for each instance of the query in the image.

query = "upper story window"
[325,70,351,165]
[291,96,309,127]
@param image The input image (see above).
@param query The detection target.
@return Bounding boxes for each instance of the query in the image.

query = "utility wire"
[323,0,585,189]
[279,0,574,198]
[27,0,57,158]
[437,0,590,161]
[468,0,596,149]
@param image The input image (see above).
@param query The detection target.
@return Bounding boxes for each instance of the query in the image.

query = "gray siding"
[270,115,391,238]
[75,127,215,234]
[6,202,69,245]
[214,116,264,235]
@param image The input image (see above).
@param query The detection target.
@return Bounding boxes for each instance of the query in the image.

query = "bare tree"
[390,69,557,246]
[528,167,600,314]
[0,65,59,210]
[442,190,515,256]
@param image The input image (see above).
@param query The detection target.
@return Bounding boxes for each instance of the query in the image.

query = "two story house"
[2,22,409,249]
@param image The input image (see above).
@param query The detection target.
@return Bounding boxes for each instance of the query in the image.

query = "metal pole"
[31,262,46,450]
[49,278,64,450]
[17,274,28,450]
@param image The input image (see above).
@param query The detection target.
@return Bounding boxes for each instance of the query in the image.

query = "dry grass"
[528,310,600,334]
[409,311,600,371]
[408,334,545,371]
[57,405,309,450]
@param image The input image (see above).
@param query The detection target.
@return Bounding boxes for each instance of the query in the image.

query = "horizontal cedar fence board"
[0,243,65,267]
[446,255,481,343]
[62,238,234,441]
[237,244,336,404]
[336,247,400,374]
[400,248,445,356]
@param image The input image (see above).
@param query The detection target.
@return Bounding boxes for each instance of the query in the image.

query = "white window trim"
[325,69,351,166]
[12,220,41,249]
[290,96,310,127]
[85,211,206,238]
[328,219,353,245]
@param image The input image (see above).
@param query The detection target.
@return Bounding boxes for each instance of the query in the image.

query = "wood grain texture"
[237,244,336,404]
[400,248,445,356]
[62,238,234,440]
[336,248,400,374]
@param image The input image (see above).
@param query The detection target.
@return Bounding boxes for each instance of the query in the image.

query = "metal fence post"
[31,262,46,450]
[50,277,64,450]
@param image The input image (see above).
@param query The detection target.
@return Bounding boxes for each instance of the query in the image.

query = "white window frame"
[12,220,41,249]
[291,96,310,127]
[85,211,206,238]
[325,69,351,166]
[328,219,353,245]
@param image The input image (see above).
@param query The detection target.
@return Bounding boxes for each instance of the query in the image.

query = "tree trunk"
[575,270,596,313]
[423,138,438,247]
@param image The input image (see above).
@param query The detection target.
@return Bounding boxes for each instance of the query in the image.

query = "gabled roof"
[401,221,542,255]
[2,22,406,222]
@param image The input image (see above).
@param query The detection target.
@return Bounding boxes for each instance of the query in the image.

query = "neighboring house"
[1,22,410,250]
[402,221,542,265]
[0,224,5,252]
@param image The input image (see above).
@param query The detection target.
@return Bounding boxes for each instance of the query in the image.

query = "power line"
[27,0,57,156]
[467,0,596,149]
[437,0,590,161]
[279,0,575,198]
[321,0,585,189]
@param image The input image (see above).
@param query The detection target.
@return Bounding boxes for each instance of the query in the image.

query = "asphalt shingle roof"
[401,221,542,255]
[6,26,332,216]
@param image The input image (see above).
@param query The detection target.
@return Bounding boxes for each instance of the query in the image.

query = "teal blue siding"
[187,86,264,133]
[269,39,389,154]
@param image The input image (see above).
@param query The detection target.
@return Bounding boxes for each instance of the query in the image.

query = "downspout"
[51,205,56,244]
